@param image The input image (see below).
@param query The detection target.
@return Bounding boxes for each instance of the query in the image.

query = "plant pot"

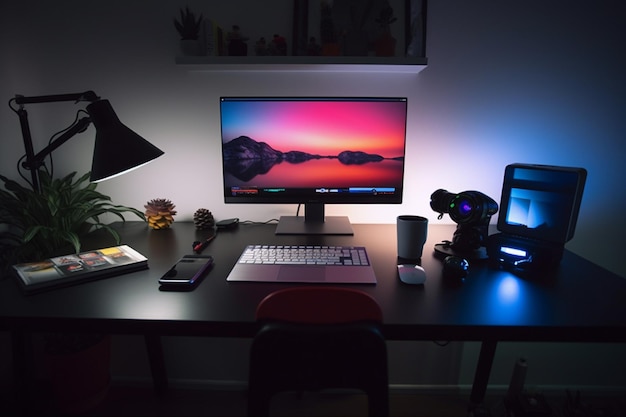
[44,334,112,415]
[374,31,397,57]
[321,42,341,56]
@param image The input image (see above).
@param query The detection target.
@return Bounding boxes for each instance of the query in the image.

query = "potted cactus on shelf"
[174,6,205,56]
[374,4,398,57]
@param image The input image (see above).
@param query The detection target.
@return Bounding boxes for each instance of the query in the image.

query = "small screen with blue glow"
[497,164,586,243]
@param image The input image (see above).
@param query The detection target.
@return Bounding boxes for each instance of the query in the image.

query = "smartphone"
[158,255,213,290]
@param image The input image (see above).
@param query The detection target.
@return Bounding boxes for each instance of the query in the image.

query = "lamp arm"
[14,90,99,105]
[28,117,92,166]
[13,91,99,193]
[18,107,92,192]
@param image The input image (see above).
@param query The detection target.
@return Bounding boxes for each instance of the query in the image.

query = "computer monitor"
[219,97,408,235]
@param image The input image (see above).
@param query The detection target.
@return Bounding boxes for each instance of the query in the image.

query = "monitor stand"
[275,203,354,235]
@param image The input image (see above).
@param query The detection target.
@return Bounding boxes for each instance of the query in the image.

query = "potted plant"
[173,6,204,56]
[0,169,145,414]
[374,4,398,56]
[0,169,145,270]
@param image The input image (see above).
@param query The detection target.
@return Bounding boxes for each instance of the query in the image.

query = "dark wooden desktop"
[2,221,626,407]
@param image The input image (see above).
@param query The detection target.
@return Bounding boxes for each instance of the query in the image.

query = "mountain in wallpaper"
[222,136,402,182]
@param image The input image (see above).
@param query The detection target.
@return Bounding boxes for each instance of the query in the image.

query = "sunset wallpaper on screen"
[220,98,408,188]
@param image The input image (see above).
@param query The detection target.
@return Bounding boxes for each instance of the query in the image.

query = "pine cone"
[193,208,216,230]
[144,198,177,230]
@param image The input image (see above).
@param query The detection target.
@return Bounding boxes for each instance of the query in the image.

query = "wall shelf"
[174,56,428,74]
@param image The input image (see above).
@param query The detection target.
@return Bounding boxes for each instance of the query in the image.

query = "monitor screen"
[497,163,587,244]
[219,97,408,234]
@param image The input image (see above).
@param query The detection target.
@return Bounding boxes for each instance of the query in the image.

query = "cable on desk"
[239,219,280,225]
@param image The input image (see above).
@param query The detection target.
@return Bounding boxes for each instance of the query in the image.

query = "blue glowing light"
[477,273,530,325]
[502,246,527,257]
[497,276,521,304]
[460,201,472,214]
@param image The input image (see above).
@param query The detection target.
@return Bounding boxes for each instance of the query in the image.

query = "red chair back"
[255,286,383,324]
[248,286,389,416]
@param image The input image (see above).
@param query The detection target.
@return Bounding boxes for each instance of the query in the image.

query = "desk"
[2,222,626,406]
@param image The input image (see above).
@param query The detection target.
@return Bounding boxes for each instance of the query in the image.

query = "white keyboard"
[237,245,371,266]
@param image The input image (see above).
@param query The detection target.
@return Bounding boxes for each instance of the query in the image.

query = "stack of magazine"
[12,245,148,294]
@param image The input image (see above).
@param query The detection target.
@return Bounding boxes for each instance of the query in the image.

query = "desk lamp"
[11,90,164,193]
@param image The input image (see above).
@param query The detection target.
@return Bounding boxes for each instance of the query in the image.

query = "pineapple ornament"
[144,198,177,230]
[193,208,216,230]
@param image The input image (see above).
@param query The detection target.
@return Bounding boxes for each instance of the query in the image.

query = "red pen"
[193,234,216,254]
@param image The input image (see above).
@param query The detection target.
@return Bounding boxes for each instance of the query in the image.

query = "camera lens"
[429,189,455,214]
[450,196,475,222]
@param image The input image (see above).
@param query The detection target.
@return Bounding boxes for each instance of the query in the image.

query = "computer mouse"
[397,264,427,285]
[443,256,469,279]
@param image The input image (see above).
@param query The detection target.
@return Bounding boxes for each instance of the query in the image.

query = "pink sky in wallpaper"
[221,99,407,158]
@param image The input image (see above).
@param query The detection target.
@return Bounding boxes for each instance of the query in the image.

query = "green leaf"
[97,224,122,244]
[59,230,82,253]
[23,225,46,244]
[1,170,146,264]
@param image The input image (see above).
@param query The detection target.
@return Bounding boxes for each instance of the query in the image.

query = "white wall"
[2,1,624,278]
[1,1,625,391]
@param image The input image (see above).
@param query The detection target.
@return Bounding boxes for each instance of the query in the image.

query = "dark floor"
[4,380,626,417]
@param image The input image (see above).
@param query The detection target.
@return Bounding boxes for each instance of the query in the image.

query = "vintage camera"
[430,189,498,225]
[430,189,498,259]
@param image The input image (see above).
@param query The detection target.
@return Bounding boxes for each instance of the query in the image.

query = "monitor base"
[275,216,354,235]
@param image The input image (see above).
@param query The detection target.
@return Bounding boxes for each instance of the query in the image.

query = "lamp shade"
[87,99,164,182]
